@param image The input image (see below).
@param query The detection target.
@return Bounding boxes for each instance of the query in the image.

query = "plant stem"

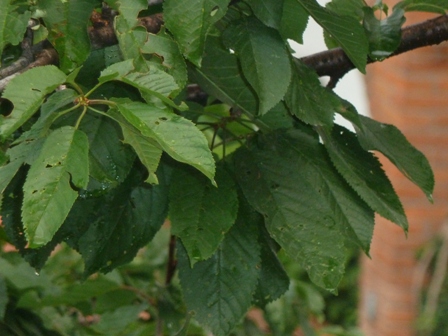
[74,106,88,129]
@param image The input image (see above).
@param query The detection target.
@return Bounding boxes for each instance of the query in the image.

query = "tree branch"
[1,11,448,93]
[300,14,448,80]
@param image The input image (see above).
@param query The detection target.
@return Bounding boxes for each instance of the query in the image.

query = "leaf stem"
[74,106,88,130]
[88,99,117,107]
[84,82,105,98]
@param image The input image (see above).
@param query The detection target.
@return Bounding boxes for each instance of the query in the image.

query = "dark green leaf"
[81,115,136,187]
[0,256,52,291]
[234,130,374,291]
[320,124,406,238]
[0,138,45,195]
[363,7,406,61]
[117,101,215,183]
[91,304,148,334]
[1,167,38,261]
[121,125,162,184]
[0,159,22,194]
[66,165,170,276]
[188,36,259,120]
[37,276,120,307]
[253,229,290,307]
[247,0,284,29]
[22,126,89,247]
[280,0,309,44]
[324,0,366,48]
[0,1,31,59]
[169,166,238,265]
[178,205,261,336]
[222,17,292,115]
[326,0,365,19]
[164,0,230,66]
[297,0,369,72]
[355,115,434,202]
[0,66,66,140]
[258,102,295,130]
[37,0,99,72]
[0,276,6,321]
[285,61,338,127]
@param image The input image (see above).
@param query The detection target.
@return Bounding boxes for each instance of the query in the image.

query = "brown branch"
[165,235,177,286]
[300,14,448,80]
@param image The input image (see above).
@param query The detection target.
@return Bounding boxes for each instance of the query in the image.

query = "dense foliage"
[0,0,444,334]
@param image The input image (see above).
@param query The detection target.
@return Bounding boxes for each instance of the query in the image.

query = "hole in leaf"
[31,88,41,92]
[210,6,219,16]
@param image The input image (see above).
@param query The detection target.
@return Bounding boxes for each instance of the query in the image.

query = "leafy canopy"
[0,0,439,334]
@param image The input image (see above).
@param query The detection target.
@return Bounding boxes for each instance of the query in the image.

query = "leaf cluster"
[0,0,440,334]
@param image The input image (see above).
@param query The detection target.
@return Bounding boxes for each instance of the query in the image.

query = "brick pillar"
[359,12,448,336]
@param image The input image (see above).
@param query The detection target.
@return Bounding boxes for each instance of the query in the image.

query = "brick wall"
[359,11,448,336]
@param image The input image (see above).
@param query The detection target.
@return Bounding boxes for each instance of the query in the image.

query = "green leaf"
[115,15,148,65]
[355,115,434,202]
[247,0,284,29]
[141,29,188,92]
[91,304,148,334]
[0,159,22,194]
[99,60,182,109]
[0,276,7,321]
[121,125,162,184]
[320,124,407,235]
[263,284,302,336]
[222,17,292,115]
[66,165,170,276]
[169,166,238,265]
[22,126,89,248]
[37,0,99,72]
[0,138,45,194]
[394,0,448,14]
[117,101,215,183]
[326,0,365,19]
[188,36,258,118]
[280,0,309,44]
[285,61,338,127]
[0,255,52,291]
[178,205,261,336]
[297,0,369,72]
[253,230,290,307]
[258,102,295,130]
[38,276,120,307]
[163,0,230,66]
[234,130,374,291]
[324,0,366,48]
[81,115,136,187]
[0,66,66,140]
[15,89,79,144]
[0,1,31,59]
[363,7,406,61]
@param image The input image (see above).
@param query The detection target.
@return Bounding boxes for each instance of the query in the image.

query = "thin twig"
[165,235,177,286]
